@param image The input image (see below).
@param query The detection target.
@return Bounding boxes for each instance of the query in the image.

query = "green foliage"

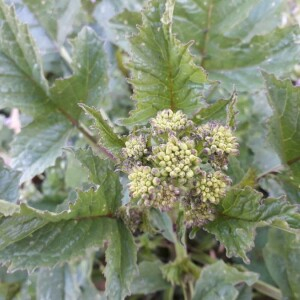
[79,104,125,157]
[263,229,300,299]
[0,159,20,202]
[123,0,208,125]
[193,261,258,300]
[205,187,299,263]
[0,0,300,299]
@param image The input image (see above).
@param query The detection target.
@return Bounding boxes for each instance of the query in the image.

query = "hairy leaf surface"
[193,261,258,300]
[124,0,208,125]
[205,187,300,262]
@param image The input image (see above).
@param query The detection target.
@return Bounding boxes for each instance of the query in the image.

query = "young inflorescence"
[120,109,239,228]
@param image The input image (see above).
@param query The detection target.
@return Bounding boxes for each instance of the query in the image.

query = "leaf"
[173,0,299,92]
[0,200,20,217]
[205,187,300,263]
[263,72,300,166]
[129,261,171,295]
[193,99,230,124]
[79,104,125,157]
[37,260,104,300]
[72,147,115,185]
[0,159,20,202]
[193,91,237,125]
[226,91,238,129]
[23,0,83,44]
[263,229,300,299]
[0,166,122,271]
[11,114,71,183]
[193,261,258,300]
[149,208,177,243]
[105,220,137,300]
[51,27,109,119]
[0,0,50,115]
[108,9,141,52]
[124,0,208,126]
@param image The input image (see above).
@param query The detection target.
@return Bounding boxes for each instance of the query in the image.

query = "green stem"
[253,280,282,300]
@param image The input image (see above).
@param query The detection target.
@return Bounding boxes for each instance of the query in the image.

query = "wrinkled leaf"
[123,0,208,126]
[193,260,258,300]
[205,187,300,263]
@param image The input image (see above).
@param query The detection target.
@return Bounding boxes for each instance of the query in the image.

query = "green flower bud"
[122,134,147,160]
[197,122,239,168]
[150,109,194,134]
[192,171,231,204]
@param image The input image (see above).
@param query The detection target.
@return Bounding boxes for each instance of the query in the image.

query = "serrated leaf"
[0,166,122,271]
[0,159,20,202]
[72,147,115,185]
[205,187,300,263]
[0,0,50,115]
[79,104,124,157]
[193,99,230,124]
[108,9,141,52]
[23,0,83,44]
[193,261,258,300]
[263,72,300,166]
[173,0,299,92]
[105,221,137,300]
[11,114,71,183]
[124,0,208,126]
[129,261,171,295]
[51,27,109,119]
[263,229,300,299]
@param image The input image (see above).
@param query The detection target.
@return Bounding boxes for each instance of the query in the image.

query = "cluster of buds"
[184,200,216,228]
[128,166,160,200]
[150,136,200,183]
[197,123,239,168]
[150,109,193,134]
[121,109,239,228]
[122,134,147,160]
[191,171,231,204]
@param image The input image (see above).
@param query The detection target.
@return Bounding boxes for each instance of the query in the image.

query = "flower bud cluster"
[184,200,216,228]
[128,166,161,200]
[150,109,193,134]
[122,134,147,160]
[150,136,200,183]
[121,109,239,228]
[191,171,231,204]
[198,122,239,158]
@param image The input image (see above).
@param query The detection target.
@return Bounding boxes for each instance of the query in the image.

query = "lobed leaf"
[0,0,50,115]
[124,0,208,126]
[205,187,300,263]
[11,114,71,183]
[173,0,300,91]
[51,27,109,120]
[0,166,123,271]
